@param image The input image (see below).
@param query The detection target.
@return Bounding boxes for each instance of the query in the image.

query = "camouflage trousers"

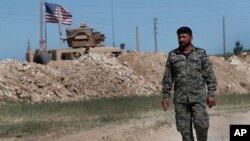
[175,102,209,141]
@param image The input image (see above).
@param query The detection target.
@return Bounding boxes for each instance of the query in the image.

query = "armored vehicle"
[26,23,123,64]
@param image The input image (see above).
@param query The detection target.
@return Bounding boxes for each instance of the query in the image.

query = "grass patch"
[0,95,163,137]
[0,93,250,137]
[216,93,250,106]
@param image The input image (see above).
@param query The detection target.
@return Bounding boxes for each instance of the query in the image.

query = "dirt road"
[49,111,249,141]
[3,109,248,141]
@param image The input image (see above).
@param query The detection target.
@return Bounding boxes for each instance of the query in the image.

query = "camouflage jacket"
[162,46,217,103]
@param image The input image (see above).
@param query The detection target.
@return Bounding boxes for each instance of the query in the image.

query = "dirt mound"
[0,53,250,103]
[117,52,167,92]
[118,53,250,94]
[0,54,157,103]
[210,55,250,93]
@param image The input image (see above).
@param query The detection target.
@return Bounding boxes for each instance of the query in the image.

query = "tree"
[233,41,243,55]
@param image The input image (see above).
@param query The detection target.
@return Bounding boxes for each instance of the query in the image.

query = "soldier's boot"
[182,135,195,141]
[195,127,208,141]
[181,131,194,141]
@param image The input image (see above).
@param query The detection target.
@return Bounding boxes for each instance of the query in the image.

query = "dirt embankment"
[0,52,250,103]
[210,55,250,93]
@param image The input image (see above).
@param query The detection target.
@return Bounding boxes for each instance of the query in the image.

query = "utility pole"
[136,26,140,52]
[223,16,226,57]
[27,39,31,49]
[153,17,158,52]
[111,0,115,47]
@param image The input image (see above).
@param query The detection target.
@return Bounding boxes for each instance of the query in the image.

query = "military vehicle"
[26,23,124,64]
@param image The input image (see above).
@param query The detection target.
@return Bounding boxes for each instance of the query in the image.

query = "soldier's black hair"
[176,26,192,36]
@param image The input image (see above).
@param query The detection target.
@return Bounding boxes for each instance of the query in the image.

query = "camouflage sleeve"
[162,54,174,99]
[202,51,217,97]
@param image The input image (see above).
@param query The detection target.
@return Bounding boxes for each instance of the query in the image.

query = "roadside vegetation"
[0,93,250,137]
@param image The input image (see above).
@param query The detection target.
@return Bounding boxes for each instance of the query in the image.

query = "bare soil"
[0,52,250,103]
[2,109,250,141]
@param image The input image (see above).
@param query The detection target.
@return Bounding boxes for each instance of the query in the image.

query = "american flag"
[44,2,73,25]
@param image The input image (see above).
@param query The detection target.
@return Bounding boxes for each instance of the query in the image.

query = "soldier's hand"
[162,98,170,112]
[207,96,216,108]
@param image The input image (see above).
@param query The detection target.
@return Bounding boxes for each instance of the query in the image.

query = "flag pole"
[43,1,48,49]
[58,7,63,48]
[40,0,45,49]
[45,21,48,49]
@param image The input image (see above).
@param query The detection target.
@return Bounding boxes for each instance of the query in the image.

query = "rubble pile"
[208,55,250,93]
[117,52,167,91]
[0,52,250,103]
[0,54,157,103]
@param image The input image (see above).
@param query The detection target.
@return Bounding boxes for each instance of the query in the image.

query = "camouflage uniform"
[162,46,217,141]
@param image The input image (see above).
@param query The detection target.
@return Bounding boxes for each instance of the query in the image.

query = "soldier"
[161,26,217,141]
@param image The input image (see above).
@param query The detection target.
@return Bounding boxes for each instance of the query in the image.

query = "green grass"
[216,93,250,105]
[0,95,163,137]
[0,93,250,137]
